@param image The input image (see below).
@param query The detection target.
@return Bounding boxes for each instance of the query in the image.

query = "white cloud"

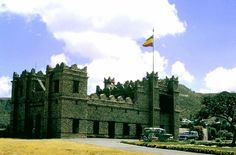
[0,0,186,38]
[200,67,236,93]
[1,0,186,93]
[49,53,69,67]
[0,76,11,97]
[87,50,168,93]
[54,31,140,61]
[171,61,194,86]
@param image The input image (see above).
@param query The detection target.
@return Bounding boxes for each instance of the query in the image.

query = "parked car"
[142,127,173,141]
[179,131,199,140]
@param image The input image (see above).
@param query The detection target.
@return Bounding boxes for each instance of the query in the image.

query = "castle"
[10,63,180,138]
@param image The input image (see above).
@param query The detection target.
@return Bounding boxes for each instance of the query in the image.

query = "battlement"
[46,63,87,77]
[158,76,179,92]
[89,93,133,104]
[13,68,46,79]
[96,78,136,101]
[13,63,87,79]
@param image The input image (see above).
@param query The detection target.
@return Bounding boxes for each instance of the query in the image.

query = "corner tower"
[46,63,88,138]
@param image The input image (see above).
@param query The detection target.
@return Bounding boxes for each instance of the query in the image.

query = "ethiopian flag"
[143,35,154,47]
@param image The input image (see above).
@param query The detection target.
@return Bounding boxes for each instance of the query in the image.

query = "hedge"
[121,141,235,155]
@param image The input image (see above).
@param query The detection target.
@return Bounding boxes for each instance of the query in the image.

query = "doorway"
[136,124,142,138]
[35,114,41,138]
[93,121,99,135]
[108,121,115,138]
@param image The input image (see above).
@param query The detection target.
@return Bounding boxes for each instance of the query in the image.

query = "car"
[142,127,173,142]
[179,131,199,140]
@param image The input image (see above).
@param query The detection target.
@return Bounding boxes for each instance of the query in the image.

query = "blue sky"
[0,0,236,97]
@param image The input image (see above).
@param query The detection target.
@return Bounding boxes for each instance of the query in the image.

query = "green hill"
[0,98,11,128]
[176,84,202,119]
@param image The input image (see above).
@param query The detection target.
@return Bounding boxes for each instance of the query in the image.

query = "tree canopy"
[198,91,236,145]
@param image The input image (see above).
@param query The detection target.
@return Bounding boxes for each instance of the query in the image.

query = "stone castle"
[10,63,180,138]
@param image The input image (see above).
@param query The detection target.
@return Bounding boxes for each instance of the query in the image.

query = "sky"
[1,0,236,97]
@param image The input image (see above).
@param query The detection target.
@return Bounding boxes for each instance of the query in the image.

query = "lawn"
[0,138,156,155]
[122,140,236,155]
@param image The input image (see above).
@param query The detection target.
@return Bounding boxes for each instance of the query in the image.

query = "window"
[159,94,173,114]
[135,124,142,138]
[72,119,79,133]
[123,123,130,136]
[73,80,79,93]
[54,80,59,93]
[93,121,99,135]
[19,84,23,96]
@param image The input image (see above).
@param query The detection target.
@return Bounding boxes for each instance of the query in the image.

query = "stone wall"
[10,63,180,138]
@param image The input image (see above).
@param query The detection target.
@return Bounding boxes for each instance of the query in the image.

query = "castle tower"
[10,68,47,138]
[46,63,88,138]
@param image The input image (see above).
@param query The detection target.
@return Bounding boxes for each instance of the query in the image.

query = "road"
[65,138,211,155]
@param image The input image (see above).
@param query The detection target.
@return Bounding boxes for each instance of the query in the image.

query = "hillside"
[0,98,11,128]
[176,84,202,119]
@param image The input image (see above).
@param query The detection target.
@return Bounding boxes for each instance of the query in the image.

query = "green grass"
[122,140,236,155]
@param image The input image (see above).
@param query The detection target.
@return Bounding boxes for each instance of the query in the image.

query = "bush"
[122,141,235,155]
[215,138,222,143]
[208,127,217,140]
[190,139,196,144]
[217,130,233,140]
[224,132,233,140]
[218,130,227,138]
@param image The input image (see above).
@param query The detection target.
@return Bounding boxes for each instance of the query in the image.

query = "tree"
[197,91,236,145]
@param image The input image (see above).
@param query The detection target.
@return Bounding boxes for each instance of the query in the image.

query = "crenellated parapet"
[13,68,46,79]
[89,93,133,104]
[96,78,136,101]
[158,76,179,92]
[46,63,87,78]
[104,77,115,89]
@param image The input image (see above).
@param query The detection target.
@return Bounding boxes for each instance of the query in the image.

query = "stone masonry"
[10,63,180,138]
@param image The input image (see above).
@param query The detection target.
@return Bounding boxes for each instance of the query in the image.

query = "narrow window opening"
[73,80,79,93]
[93,121,99,135]
[123,123,130,136]
[72,119,79,133]
[54,80,59,93]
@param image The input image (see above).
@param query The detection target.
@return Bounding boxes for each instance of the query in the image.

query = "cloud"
[49,53,69,67]
[200,67,236,93]
[0,76,11,97]
[0,0,186,38]
[86,50,168,93]
[171,61,194,86]
[1,0,186,93]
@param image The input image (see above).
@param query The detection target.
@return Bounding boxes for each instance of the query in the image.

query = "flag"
[143,35,154,47]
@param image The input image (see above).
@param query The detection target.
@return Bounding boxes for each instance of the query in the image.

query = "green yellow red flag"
[143,35,154,47]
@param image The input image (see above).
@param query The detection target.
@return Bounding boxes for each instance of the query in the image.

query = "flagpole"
[152,27,155,126]
[152,28,155,74]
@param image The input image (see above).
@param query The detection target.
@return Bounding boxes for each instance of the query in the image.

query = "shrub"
[208,127,217,140]
[190,139,196,144]
[215,138,222,143]
[224,132,233,140]
[218,130,227,138]
[122,141,235,155]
